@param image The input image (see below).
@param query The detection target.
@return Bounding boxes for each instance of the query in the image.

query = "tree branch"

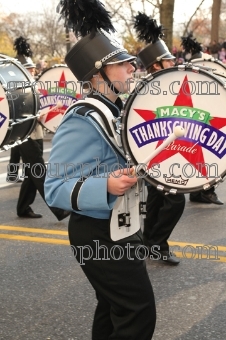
[183,0,205,35]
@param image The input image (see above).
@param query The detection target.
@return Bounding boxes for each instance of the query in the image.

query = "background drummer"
[181,34,223,205]
[7,36,70,221]
[134,13,185,265]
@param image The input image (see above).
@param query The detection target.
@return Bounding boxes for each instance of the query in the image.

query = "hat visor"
[106,52,136,65]
[23,63,36,68]
[161,54,176,60]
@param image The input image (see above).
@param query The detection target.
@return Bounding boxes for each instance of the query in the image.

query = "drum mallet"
[37,100,63,118]
[131,125,185,175]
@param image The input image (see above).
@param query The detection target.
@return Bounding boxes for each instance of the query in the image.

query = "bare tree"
[0,4,67,61]
[159,0,175,48]
[104,0,158,37]
[211,0,222,42]
[182,0,205,36]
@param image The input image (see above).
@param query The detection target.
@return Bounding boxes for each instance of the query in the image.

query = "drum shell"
[0,58,39,149]
[122,66,226,193]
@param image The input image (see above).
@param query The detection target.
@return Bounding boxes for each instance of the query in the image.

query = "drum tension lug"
[169,188,177,195]
[118,213,131,228]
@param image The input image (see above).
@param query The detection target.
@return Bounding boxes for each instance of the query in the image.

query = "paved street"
[0,138,226,340]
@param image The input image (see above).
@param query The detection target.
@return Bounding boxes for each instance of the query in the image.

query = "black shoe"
[190,193,211,204]
[160,251,180,265]
[18,211,43,218]
[190,191,223,205]
[201,192,224,205]
[150,250,180,265]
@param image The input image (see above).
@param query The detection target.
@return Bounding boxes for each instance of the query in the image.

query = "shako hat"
[181,33,204,60]
[134,12,175,69]
[14,36,36,68]
[57,0,136,83]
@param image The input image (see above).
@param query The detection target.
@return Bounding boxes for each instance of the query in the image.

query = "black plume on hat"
[59,0,135,82]
[134,12,164,44]
[57,0,115,37]
[181,32,202,58]
[134,12,174,70]
[14,36,33,57]
[14,36,35,68]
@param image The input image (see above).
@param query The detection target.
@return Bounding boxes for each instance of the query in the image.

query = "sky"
[1,0,213,23]
[0,0,214,39]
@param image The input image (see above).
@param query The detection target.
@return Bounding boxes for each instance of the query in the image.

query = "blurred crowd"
[135,39,226,72]
[172,39,226,65]
[34,59,49,77]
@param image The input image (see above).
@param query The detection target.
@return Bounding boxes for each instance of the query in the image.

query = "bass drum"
[191,56,226,76]
[0,56,39,151]
[122,65,226,193]
[37,64,81,132]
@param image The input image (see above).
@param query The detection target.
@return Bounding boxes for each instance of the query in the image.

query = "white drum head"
[123,66,226,193]
[37,65,81,132]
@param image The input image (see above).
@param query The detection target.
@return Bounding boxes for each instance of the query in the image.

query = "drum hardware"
[139,180,147,217]
[178,64,186,71]
[10,115,37,125]
[111,126,185,241]
[214,177,225,184]
[111,181,141,241]
[0,58,14,64]
[0,138,25,152]
[112,116,122,135]
[185,62,217,73]
[190,57,226,75]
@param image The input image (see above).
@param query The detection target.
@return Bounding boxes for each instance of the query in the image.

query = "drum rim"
[191,57,226,71]
[122,65,226,193]
[36,64,69,80]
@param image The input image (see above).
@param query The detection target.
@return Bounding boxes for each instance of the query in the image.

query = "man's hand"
[107,168,137,195]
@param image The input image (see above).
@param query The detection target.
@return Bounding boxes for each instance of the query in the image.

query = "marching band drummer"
[181,34,223,205]
[44,1,156,339]
[134,13,185,265]
[7,36,70,221]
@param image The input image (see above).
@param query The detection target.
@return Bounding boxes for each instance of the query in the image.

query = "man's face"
[27,67,36,77]
[104,61,135,93]
[152,59,175,72]
[162,59,175,69]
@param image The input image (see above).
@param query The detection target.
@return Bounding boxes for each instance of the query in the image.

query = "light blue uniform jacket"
[44,95,126,219]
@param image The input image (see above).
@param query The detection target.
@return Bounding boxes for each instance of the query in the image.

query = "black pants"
[16,138,65,220]
[69,212,156,340]
[143,186,185,252]
[8,145,21,177]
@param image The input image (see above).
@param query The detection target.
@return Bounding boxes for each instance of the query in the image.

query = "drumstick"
[38,101,63,118]
[131,125,185,175]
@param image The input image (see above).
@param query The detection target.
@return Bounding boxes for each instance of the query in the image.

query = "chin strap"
[99,68,120,94]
